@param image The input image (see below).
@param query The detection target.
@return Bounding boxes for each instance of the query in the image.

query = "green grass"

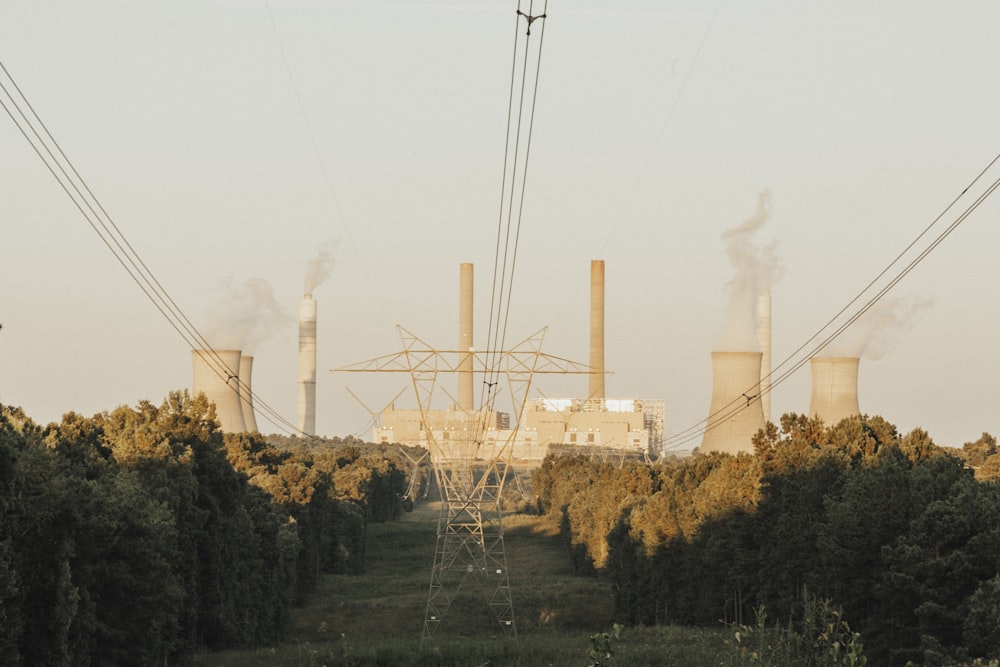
[194,503,731,666]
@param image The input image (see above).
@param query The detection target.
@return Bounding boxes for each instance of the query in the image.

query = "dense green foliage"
[0,393,411,666]
[533,414,1000,666]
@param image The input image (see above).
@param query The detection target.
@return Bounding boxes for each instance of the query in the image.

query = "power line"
[0,59,313,440]
[660,151,1000,452]
[479,0,549,434]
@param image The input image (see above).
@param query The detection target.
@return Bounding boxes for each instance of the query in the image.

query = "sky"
[2,1,999,450]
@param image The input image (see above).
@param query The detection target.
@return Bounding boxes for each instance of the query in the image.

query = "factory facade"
[371,260,664,461]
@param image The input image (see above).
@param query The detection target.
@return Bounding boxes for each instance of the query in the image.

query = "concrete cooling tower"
[298,294,317,436]
[192,349,246,433]
[757,291,771,421]
[700,351,766,455]
[809,356,860,425]
[238,355,258,433]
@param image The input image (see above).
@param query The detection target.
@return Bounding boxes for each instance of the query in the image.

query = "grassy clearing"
[195,503,730,666]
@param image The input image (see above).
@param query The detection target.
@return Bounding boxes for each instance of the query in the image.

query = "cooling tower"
[458,263,474,412]
[238,355,258,433]
[757,291,772,421]
[589,259,605,402]
[192,349,247,433]
[809,357,860,425]
[297,294,317,436]
[700,351,766,455]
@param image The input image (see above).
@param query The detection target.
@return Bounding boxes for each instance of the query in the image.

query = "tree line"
[531,414,1000,666]
[0,392,413,666]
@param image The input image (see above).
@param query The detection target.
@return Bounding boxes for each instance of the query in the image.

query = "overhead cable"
[0,59,313,440]
[661,151,1000,451]
[478,0,549,436]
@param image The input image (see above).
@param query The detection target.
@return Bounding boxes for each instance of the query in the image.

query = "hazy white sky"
[2,1,999,448]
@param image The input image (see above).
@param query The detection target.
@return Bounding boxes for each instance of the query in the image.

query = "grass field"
[195,503,731,666]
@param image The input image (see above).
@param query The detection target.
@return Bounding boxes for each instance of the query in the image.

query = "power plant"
[189,292,316,437]
[369,260,664,459]
[185,261,872,453]
[809,356,861,425]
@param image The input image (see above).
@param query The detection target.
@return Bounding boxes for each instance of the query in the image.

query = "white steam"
[715,190,782,351]
[826,296,932,360]
[204,277,291,352]
[304,242,336,295]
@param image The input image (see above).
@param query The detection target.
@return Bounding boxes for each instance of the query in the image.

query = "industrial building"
[186,261,863,455]
[371,260,664,460]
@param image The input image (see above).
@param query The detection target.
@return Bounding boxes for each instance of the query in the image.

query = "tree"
[962,432,997,469]
[963,575,1000,662]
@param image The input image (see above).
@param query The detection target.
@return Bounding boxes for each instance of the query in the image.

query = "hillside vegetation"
[532,414,1000,667]
[0,395,412,666]
[196,500,744,666]
[5,396,1000,666]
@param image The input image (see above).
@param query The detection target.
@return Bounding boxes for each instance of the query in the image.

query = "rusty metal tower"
[335,2,556,642]
[334,324,591,639]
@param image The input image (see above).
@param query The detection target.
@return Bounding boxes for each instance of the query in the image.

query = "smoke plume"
[826,296,932,359]
[304,242,336,295]
[715,190,782,350]
[204,277,291,352]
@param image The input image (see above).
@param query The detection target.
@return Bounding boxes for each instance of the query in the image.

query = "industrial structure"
[699,351,767,455]
[191,349,246,433]
[334,290,595,641]
[238,354,258,432]
[298,294,318,436]
[696,285,773,455]
[757,290,772,421]
[809,356,861,425]
[368,260,664,459]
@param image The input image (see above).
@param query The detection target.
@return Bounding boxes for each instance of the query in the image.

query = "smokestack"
[809,357,860,425]
[458,263,474,412]
[700,351,766,455]
[297,294,317,436]
[238,355,258,433]
[757,290,772,421]
[192,349,247,433]
[589,259,605,402]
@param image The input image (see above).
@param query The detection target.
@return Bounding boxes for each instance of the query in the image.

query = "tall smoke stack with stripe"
[809,357,860,425]
[589,259,605,402]
[192,349,247,433]
[297,295,317,436]
[458,263,474,413]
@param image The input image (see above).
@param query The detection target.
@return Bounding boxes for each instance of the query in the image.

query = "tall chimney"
[238,355,258,433]
[589,259,605,402]
[700,351,766,455]
[297,294,317,436]
[757,290,772,422]
[192,349,247,433]
[458,263,474,412]
[809,357,860,425]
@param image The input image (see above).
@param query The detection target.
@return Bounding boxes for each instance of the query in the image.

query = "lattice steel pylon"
[333,325,594,641]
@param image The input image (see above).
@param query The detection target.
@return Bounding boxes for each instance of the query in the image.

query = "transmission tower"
[334,325,592,640]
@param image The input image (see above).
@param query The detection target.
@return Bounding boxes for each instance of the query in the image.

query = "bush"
[723,595,866,667]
